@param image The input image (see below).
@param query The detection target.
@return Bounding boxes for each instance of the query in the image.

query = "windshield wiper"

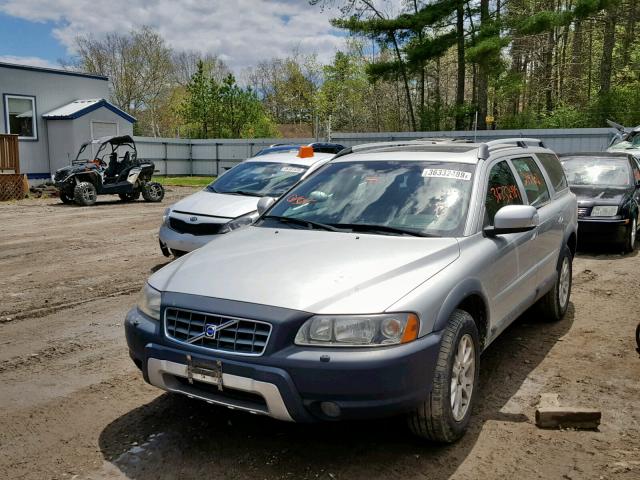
[263,215,341,232]
[223,190,263,197]
[331,223,436,237]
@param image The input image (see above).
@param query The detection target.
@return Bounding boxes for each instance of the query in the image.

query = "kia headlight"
[162,206,172,225]
[219,210,259,234]
[137,283,161,320]
[294,313,420,347]
[590,206,618,217]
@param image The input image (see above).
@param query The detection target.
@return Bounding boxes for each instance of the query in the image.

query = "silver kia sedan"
[159,148,337,256]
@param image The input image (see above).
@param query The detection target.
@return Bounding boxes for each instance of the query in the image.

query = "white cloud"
[0,0,354,72]
[0,55,59,69]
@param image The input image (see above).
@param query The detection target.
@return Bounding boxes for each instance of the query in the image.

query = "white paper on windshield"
[281,166,304,173]
[422,168,472,181]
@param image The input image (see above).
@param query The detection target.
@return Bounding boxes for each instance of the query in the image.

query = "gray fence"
[134,128,614,176]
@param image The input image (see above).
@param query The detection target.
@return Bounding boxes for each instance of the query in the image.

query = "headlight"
[295,313,420,347]
[591,206,618,217]
[162,207,172,225]
[219,210,259,234]
[137,283,161,320]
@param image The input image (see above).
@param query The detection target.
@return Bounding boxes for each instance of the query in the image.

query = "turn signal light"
[401,314,420,343]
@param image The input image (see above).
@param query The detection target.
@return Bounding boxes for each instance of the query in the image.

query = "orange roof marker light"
[298,145,314,158]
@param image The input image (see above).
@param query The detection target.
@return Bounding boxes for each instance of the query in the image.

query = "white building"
[0,62,135,180]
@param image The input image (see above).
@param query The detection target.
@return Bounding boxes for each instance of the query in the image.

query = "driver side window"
[485,161,523,226]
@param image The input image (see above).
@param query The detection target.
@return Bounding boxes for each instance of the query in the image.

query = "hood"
[54,162,98,180]
[170,190,261,218]
[150,226,460,314]
[570,185,631,206]
[607,144,640,158]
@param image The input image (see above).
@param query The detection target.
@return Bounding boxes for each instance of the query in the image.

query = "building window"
[4,94,37,140]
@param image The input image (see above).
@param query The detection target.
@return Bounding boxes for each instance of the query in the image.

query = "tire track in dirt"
[0,285,140,323]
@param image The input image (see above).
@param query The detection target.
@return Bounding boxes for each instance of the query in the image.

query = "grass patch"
[153,176,215,187]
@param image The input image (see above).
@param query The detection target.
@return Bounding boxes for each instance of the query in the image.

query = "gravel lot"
[0,189,639,480]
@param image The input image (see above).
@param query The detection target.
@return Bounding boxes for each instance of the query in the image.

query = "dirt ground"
[0,188,639,480]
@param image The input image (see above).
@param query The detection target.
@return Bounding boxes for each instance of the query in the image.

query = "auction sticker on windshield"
[281,166,305,173]
[422,168,472,181]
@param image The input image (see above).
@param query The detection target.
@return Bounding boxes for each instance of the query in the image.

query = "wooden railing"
[0,134,20,173]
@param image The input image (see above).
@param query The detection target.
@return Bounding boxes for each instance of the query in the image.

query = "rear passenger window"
[631,157,640,183]
[511,157,550,207]
[537,153,568,192]
[485,161,523,226]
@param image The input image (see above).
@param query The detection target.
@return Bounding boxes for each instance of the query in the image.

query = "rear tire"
[73,182,97,206]
[59,190,74,204]
[142,182,164,202]
[119,191,140,202]
[622,217,636,253]
[407,309,480,443]
[536,245,572,322]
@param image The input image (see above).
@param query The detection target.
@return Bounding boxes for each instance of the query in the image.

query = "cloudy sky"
[0,0,406,73]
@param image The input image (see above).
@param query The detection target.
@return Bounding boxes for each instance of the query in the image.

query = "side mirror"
[484,205,539,237]
[257,196,275,215]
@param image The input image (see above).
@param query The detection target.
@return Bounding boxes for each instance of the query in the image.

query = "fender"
[431,277,490,340]
[127,167,142,184]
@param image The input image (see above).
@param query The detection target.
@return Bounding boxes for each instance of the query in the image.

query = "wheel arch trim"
[431,278,490,348]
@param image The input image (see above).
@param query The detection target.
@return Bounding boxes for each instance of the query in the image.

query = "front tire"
[59,190,74,204]
[536,245,572,322]
[408,309,480,443]
[622,217,636,253]
[142,182,164,202]
[73,182,97,206]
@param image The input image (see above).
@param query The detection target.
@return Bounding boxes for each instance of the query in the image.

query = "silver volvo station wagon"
[126,138,578,442]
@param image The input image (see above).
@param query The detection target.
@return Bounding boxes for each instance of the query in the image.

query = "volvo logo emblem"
[190,216,198,222]
[204,324,217,338]
[186,319,238,344]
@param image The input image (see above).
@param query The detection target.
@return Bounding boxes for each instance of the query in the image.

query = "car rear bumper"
[159,224,215,254]
[125,307,442,423]
[578,218,629,243]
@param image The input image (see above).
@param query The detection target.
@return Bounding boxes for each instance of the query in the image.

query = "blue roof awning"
[42,98,136,123]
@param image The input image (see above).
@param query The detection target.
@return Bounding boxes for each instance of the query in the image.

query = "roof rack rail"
[348,138,481,155]
[485,138,547,149]
[477,138,547,160]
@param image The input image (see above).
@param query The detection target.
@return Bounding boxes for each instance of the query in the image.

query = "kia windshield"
[261,160,476,237]
[207,161,309,197]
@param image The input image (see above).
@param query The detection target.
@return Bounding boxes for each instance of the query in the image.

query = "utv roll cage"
[73,135,138,164]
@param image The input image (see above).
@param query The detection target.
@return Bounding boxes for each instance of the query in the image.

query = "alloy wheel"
[450,333,475,422]
[558,256,571,309]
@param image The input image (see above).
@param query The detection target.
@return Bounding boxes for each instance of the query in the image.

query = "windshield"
[262,160,476,237]
[561,157,631,187]
[207,161,309,197]
[610,131,640,150]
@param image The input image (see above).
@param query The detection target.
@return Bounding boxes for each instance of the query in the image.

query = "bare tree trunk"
[570,19,584,102]
[587,19,593,102]
[544,29,554,112]
[599,9,616,96]
[621,1,637,67]
[455,1,466,130]
[476,0,489,130]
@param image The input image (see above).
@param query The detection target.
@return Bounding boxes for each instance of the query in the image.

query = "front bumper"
[578,218,629,244]
[125,307,442,423]
[159,224,216,254]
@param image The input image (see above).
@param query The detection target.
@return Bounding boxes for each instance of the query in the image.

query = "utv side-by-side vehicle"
[53,135,165,206]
